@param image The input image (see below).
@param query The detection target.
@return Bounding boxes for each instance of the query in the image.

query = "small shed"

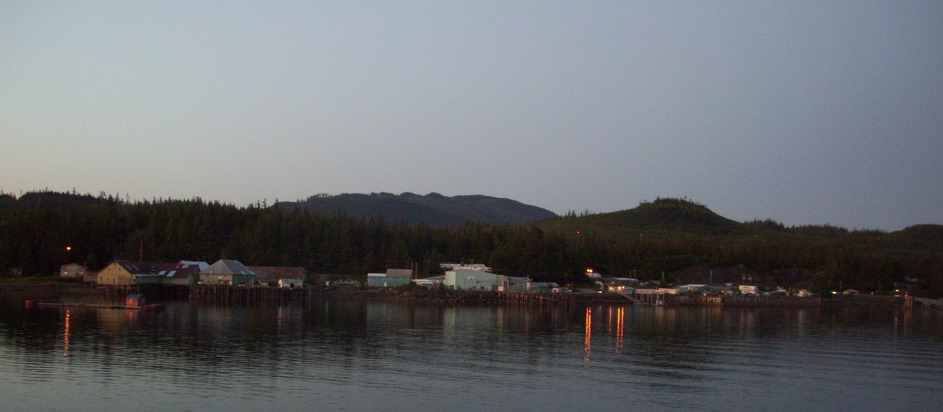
[125,294,145,308]
[60,263,87,278]
[739,285,758,295]
[278,278,304,288]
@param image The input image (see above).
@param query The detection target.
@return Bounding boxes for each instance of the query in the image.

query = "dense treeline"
[1,191,941,297]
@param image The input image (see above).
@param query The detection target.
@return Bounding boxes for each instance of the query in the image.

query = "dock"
[617,291,823,307]
[188,285,313,304]
[36,301,164,310]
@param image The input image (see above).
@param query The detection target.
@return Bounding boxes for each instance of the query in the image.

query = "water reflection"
[584,307,592,366]
[4,300,940,366]
[607,306,625,353]
[894,308,912,339]
[1,294,942,411]
[62,310,70,357]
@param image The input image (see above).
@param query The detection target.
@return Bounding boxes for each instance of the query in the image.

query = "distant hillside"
[542,198,746,235]
[887,224,943,250]
[276,192,558,227]
[895,224,943,241]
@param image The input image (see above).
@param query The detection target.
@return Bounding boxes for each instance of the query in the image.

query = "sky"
[2,1,941,231]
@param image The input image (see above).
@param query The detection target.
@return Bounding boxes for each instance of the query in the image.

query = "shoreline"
[1,283,917,309]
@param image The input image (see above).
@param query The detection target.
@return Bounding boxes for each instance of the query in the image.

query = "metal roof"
[204,259,256,275]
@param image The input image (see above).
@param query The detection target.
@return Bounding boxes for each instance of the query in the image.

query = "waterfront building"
[248,266,307,288]
[97,261,164,286]
[439,263,492,272]
[199,259,256,286]
[95,260,205,286]
[739,285,758,295]
[503,276,531,292]
[366,268,413,288]
[678,284,710,294]
[160,262,203,286]
[445,269,501,291]
[605,277,640,293]
[530,282,561,293]
[444,269,531,292]
[59,263,87,278]
[179,260,210,272]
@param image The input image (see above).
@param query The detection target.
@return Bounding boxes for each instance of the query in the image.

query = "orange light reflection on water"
[584,307,592,366]
[63,309,71,357]
[614,306,624,353]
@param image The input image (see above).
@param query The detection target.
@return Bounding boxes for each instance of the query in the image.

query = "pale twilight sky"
[1,1,941,231]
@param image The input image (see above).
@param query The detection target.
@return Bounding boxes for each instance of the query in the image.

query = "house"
[59,263,87,278]
[97,261,163,286]
[159,262,205,286]
[366,268,413,288]
[200,259,256,286]
[248,266,307,288]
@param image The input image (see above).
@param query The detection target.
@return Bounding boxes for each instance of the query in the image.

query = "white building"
[739,285,758,295]
[444,269,530,292]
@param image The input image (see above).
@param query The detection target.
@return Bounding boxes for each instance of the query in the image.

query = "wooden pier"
[397,290,577,307]
[188,285,312,305]
[619,291,822,307]
[499,291,575,307]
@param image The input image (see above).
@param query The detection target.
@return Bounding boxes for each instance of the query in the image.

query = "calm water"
[1,292,941,411]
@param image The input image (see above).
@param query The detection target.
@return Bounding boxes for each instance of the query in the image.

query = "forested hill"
[276,192,558,227]
[543,197,745,235]
[541,197,943,246]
